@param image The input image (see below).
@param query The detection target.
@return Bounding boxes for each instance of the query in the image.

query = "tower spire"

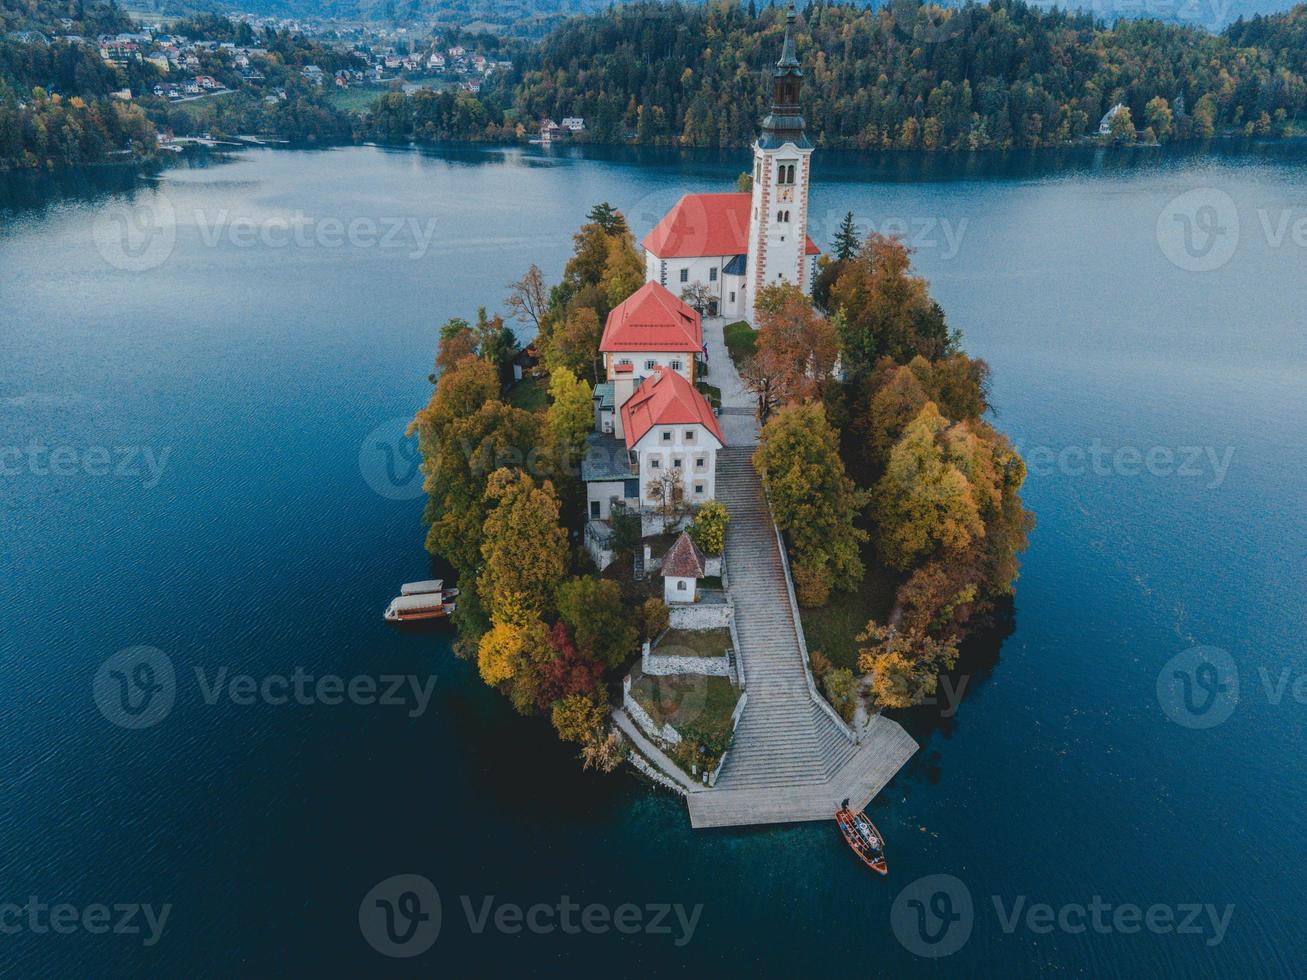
[759,4,809,149]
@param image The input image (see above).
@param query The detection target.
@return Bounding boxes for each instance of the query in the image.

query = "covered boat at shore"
[384,593,455,623]
[400,580,444,595]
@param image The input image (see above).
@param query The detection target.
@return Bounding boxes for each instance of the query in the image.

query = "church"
[641,7,818,322]
[582,8,814,561]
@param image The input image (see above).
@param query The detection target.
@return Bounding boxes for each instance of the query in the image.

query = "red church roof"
[621,367,726,451]
[641,192,820,259]
[601,281,702,353]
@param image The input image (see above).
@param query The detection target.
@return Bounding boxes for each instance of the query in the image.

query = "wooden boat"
[384,594,455,623]
[400,579,444,596]
[836,799,888,875]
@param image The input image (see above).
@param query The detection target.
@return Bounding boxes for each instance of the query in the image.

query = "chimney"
[611,362,635,439]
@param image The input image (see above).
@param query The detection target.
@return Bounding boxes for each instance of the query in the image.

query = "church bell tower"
[744,5,814,324]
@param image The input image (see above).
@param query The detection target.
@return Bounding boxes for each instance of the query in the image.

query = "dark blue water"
[3,142,1305,976]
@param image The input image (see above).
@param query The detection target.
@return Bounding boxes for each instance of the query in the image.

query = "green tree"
[556,575,637,668]
[832,211,860,261]
[1144,96,1173,142]
[688,499,730,555]
[1107,104,1136,143]
[754,403,869,602]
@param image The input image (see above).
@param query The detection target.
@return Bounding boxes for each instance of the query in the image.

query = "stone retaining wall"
[668,597,733,630]
[627,752,687,797]
[623,675,682,745]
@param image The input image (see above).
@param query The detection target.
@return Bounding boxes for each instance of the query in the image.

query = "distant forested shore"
[5,0,1307,170]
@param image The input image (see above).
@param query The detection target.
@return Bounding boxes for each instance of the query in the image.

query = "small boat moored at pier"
[836,799,888,875]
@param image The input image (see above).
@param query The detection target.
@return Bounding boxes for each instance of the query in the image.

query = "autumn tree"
[545,305,604,383]
[434,317,477,373]
[479,468,568,625]
[551,692,607,743]
[547,366,594,457]
[742,285,839,420]
[475,617,553,714]
[648,469,690,533]
[874,402,984,571]
[827,233,954,374]
[754,404,869,605]
[857,621,960,709]
[537,621,605,707]
[411,362,540,573]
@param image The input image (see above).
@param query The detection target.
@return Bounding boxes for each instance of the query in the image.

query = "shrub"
[793,560,833,607]
[723,320,757,365]
[822,667,859,722]
[639,597,669,640]
[809,649,834,681]
[688,500,729,555]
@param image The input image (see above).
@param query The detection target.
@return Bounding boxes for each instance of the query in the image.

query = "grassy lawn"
[326,85,386,113]
[630,670,738,733]
[799,552,900,671]
[505,373,549,411]
[723,320,756,366]
[654,628,731,658]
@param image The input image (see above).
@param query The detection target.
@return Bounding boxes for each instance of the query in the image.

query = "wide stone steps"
[711,446,864,795]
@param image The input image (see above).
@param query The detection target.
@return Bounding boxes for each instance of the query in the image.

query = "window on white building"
[694,483,705,495]
[661,431,672,442]
[684,430,695,442]
[670,360,682,371]
[677,580,687,591]
[729,291,735,303]
[673,458,682,469]
[650,458,660,469]
[695,456,706,469]
[679,268,688,283]
[709,268,717,282]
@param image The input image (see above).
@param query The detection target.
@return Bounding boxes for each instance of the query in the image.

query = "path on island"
[681,318,918,829]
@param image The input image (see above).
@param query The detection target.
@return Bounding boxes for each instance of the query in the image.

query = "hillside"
[510,0,1307,148]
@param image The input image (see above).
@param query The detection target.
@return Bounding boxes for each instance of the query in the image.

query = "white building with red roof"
[583,366,725,525]
[641,8,818,323]
[600,280,702,385]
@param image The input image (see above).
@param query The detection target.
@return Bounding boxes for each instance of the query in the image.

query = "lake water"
[2,141,1306,976]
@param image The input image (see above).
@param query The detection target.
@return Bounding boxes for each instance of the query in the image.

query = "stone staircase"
[712,447,860,791]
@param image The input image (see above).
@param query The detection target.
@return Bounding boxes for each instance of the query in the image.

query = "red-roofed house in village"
[641,8,818,323]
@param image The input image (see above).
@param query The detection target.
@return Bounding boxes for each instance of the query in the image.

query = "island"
[408,9,1033,828]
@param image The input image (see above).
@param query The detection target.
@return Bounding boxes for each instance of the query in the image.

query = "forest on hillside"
[511,0,1307,148]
